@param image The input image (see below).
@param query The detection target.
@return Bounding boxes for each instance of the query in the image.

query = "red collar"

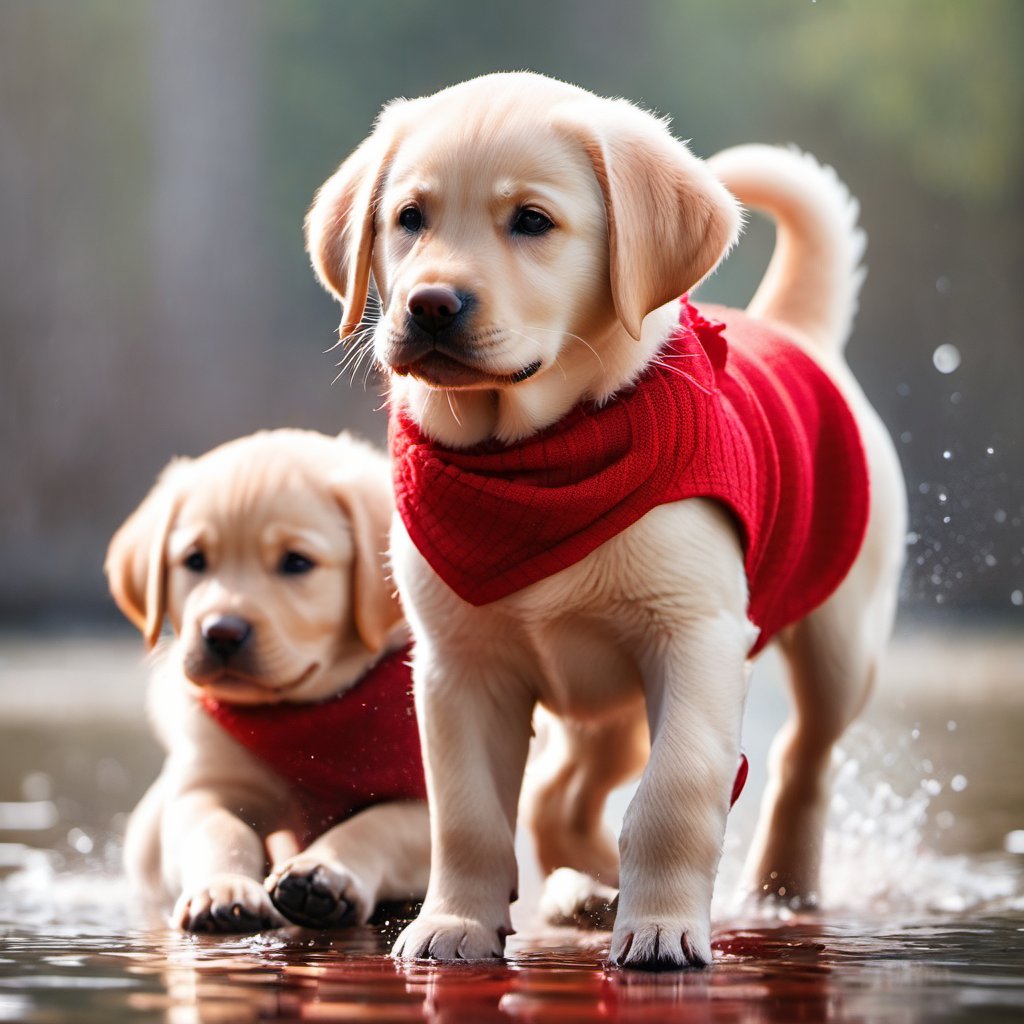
[390,300,869,655]
[201,644,425,843]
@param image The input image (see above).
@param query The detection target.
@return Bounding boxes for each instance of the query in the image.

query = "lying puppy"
[106,429,430,932]
[307,72,906,969]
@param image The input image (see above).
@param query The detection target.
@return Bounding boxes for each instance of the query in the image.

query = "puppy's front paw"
[172,874,285,934]
[610,918,711,971]
[392,913,506,961]
[266,856,371,929]
[540,867,618,930]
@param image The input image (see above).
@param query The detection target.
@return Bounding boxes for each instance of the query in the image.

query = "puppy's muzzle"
[201,614,252,663]
[389,286,541,388]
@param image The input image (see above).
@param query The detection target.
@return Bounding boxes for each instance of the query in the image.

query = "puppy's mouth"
[394,350,543,390]
[188,663,319,705]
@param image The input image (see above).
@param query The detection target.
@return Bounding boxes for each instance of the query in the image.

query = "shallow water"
[1,632,1023,1022]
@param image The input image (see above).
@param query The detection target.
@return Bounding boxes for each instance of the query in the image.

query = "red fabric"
[201,644,425,846]
[731,753,749,808]
[390,299,869,655]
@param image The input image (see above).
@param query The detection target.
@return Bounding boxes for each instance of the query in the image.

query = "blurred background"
[1,0,1021,630]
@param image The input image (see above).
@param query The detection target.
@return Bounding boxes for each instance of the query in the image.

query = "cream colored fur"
[308,72,906,969]
[107,430,430,933]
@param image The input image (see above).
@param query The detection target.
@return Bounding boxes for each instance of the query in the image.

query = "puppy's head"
[307,72,740,420]
[105,430,401,705]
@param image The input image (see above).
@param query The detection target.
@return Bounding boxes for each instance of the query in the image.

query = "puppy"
[106,429,430,933]
[307,72,906,969]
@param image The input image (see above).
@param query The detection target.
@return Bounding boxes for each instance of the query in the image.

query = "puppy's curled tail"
[707,144,866,355]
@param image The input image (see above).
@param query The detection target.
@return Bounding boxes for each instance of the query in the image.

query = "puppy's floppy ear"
[330,434,403,654]
[305,102,407,340]
[555,98,742,340]
[104,459,189,649]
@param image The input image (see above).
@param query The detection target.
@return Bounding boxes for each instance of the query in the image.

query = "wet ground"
[1,629,1023,1022]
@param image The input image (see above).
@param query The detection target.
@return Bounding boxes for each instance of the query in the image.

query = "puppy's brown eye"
[398,206,423,233]
[280,552,315,575]
[512,208,553,236]
[184,551,206,573]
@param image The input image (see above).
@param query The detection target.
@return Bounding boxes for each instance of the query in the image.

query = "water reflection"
[3,901,1024,1023]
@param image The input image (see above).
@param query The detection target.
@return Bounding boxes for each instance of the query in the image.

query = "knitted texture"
[201,644,424,846]
[390,299,870,656]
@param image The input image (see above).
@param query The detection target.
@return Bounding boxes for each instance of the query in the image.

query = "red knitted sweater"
[390,300,869,656]
[201,644,425,846]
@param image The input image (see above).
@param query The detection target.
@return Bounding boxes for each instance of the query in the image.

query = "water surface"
[1,632,1022,1022]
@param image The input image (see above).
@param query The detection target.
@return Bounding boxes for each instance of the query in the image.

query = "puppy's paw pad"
[610,922,710,971]
[540,867,618,931]
[173,875,284,934]
[392,913,506,961]
[266,858,367,929]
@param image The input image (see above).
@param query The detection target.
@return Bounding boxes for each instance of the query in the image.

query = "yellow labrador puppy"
[106,430,430,933]
[307,73,906,969]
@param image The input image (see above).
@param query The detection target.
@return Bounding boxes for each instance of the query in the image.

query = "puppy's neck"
[393,303,680,449]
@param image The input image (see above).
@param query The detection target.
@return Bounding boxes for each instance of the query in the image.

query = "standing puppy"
[307,73,906,969]
[107,430,430,932]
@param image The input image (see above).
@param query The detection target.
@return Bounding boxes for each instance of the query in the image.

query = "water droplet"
[938,493,948,503]
[942,516,951,524]
[950,774,968,793]
[919,482,931,495]
[950,391,963,404]
[986,447,995,456]
[932,344,961,373]
[936,810,955,829]
[942,450,952,460]
[995,509,1007,524]
[947,720,957,732]
[900,431,913,444]
[985,554,998,567]
[906,531,920,545]
[67,828,93,855]
[1012,589,1023,607]
[922,778,942,796]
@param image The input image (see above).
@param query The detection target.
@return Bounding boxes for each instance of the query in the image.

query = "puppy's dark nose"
[407,285,463,335]
[201,614,251,662]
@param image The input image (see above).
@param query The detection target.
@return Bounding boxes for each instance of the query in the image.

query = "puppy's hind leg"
[525,703,648,885]
[524,704,648,929]
[743,539,903,907]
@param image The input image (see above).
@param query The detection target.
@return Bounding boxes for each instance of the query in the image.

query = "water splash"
[716,721,1023,922]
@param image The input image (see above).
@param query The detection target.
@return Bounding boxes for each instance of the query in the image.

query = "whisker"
[325,314,379,355]
[648,359,715,396]
[354,344,380,389]
[520,323,607,372]
[445,389,463,427]
[332,334,377,387]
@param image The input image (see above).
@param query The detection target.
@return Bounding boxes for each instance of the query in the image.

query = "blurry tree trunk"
[150,0,270,446]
